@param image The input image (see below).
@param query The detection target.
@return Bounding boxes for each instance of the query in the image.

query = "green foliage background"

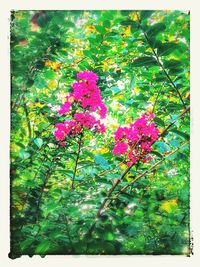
[10,10,190,257]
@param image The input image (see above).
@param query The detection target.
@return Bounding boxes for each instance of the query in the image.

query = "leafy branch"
[85,105,190,237]
[71,134,83,189]
[107,140,189,207]
[135,12,187,110]
[22,96,32,140]
[34,168,53,222]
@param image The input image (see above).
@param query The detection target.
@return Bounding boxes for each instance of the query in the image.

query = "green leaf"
[37,16,50,28]
[163,59,182,69]
[134,210,144,218]
[111,86,121,94]
[65,21,75,28]
[83,50,92,58]
[120,20,137,26]
[44,69,56,79]
[155,73,167,82]
[132,56,158,67]
[130,76,135,89]
[33,77,47,89]
[151,150,163,159]
[126,225,139,236]
[147,23,166,37]
[94,154,109,170]
[20,238,34,251]
[34,138,43,148]
[19,149,30,160]
[103,20,111,28]
[95,25,106,35]
[140,11,154,20]
[156,141,170,153]
[126,99,134,106]
[154,117,165,127]
[176,152,188,161]
[157,42,181,56]
[170,128,190,141]
[35,240,51,254]
[103,232,114,241]
[46,202,58,212]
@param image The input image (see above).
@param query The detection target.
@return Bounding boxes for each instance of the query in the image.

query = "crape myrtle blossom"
[54,112,106,141]
[54,71,107,145]
[113,112,159,166]
[58,70,107,119]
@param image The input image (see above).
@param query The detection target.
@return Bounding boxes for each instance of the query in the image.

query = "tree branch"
[71,134,83,189]
[152,85,163,113]
[108,141,188,205]
[159,105,190,137]
[84,105,190,237]
[85,163,134,237]
[34,169,52,222]
[22,96,32,140]
[135,12,187,110]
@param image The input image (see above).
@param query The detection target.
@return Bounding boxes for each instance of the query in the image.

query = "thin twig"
[22,96,32,140]
[84,105,190,237]
[159,105,190,137]
[34,169,52,222]
[111,141,188,201]
[85,163,134,237]
[60,198,75,252]
[135,12,187,110]
[71,134,83,189]
[152,85,163,113]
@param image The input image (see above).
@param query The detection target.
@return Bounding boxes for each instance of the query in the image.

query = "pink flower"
[112,112,159,166]
[114,127,126,141]
[71,73,107,117]
[54,130,65,141]
[98,124,106,133]
[142,156,153,163]
[54,71,107,143]
[73,112,106,134]
[60,142,66,146]
[113,142,128,155]
[55,123,67,132]
[99,103,108,119]
[58,101,71,115]
[77,70,99,82]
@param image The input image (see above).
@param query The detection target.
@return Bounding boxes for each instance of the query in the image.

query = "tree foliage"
[10,10,190,257]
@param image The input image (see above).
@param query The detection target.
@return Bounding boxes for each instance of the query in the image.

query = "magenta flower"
[112,112,159,166]
[77,70,99,82]
[58,101,71,115]
[60,71,107,119]
[113,142,128,155]
[54,71,107,144]
[54,130,65,141]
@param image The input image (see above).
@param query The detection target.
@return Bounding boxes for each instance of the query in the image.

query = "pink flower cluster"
[54,112,106,142]
[58,70,107,119]
[54,71,107,145]
[113,112,159,166]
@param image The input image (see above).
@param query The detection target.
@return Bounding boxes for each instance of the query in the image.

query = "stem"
[33,155,58,222]
[71,134,83,189]
[85,106,189,237]
[34,169,52,222]
[159,105,190,137]
[171,213,187,241]
[135,12,187,110]
[60,199,75,252]
[112,142,188,199]
[85,163,134,237]
[23,96,32,140]
[63,57,86,70]
[152,85,163,113]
